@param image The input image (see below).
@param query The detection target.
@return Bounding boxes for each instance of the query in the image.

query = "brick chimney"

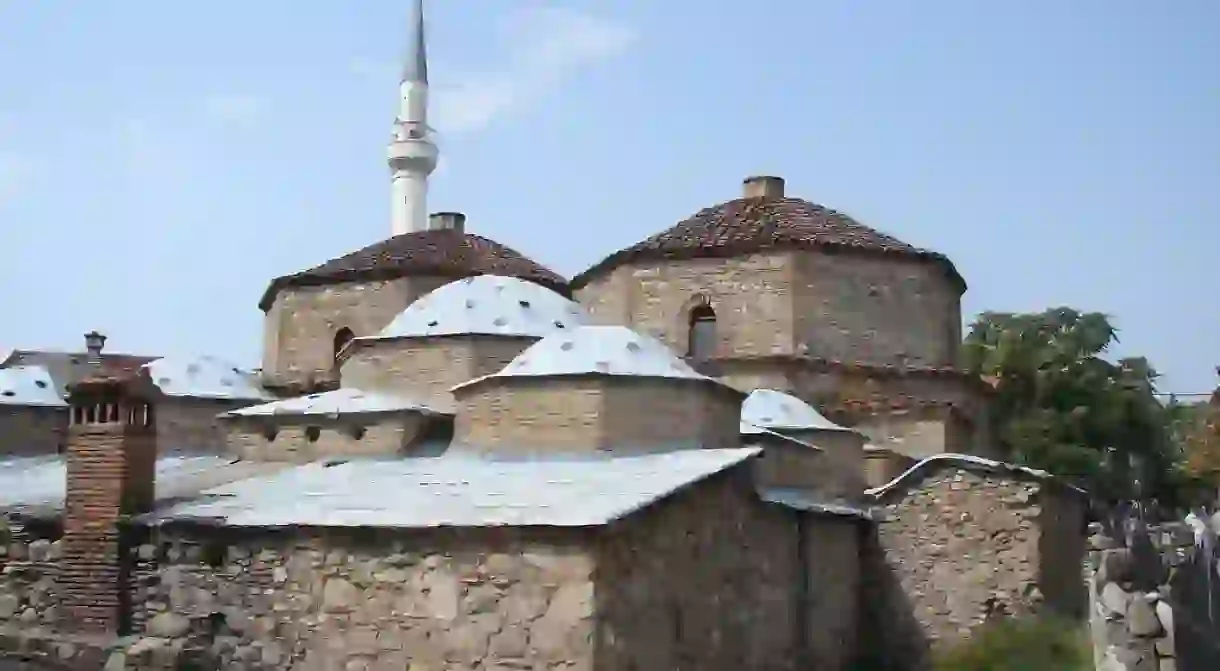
[58,369,160,635]
[429,211,466,233]
[743,175,785,199]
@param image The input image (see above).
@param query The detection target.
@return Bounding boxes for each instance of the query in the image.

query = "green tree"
[962,307,1174,503]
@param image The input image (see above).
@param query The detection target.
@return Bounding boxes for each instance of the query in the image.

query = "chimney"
[743,175,785,199]
[58,369,160,635]
[429,211,466,234]
[84,331,107,361]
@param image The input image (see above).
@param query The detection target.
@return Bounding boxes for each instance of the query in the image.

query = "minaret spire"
[388,0,439,237]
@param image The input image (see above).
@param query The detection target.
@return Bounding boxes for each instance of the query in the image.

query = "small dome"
[470,325,713,383]
[741,389,852,432]
[0,366,66,407]
[143,356,270,401]
[372,275,588,340]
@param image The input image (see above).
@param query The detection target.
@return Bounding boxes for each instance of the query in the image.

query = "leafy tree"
[1177,376,1220,501]
[962,308,1175,504]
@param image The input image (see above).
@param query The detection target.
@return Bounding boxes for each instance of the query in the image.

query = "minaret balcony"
[388,139,439,170]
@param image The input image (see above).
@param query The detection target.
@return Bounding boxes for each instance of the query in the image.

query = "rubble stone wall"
[0,518,61,629]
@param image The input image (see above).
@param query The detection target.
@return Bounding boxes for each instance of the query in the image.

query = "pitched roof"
[741,389,854,433]
[0,366,66,407]
[140,448,761,529]
[1,350,157,399]
[571,195,964,291]
[222,387,452,418]
[258,230,569,311]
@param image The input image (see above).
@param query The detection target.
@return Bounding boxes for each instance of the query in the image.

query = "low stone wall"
[0,520,61,630]
[1086,523,1194,671]
[118,530,595,670]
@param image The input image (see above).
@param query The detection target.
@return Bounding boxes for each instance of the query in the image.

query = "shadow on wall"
[1171,546,1220,671]
[855,525,930,671]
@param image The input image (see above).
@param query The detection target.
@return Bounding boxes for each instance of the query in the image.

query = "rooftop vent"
[743,175,785,199]
[429,212,466,234]
[83,331,107,360]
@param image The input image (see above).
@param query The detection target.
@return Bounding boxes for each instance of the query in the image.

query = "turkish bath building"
[0,2,1089,670]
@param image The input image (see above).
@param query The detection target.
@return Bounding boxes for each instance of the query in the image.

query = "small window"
[333,327,355,361]
[305,426,322,443]
[687,305,717,360]
[348,425,366,440]
[261,425,278,441]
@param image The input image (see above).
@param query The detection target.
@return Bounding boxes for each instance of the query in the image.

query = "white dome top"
[143,356,270,401]
[741,389,852,432]
[463,325,715,385]
[0,366,66,407]
[372,275,587,340]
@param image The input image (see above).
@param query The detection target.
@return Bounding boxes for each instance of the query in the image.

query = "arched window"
[333,327,354,361]
[687,305,717,360]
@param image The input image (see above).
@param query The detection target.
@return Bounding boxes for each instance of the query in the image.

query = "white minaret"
[388,0,438,236]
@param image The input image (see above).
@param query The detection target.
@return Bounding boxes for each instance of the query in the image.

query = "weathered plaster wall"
[0,407,66,456]
[262,275,451,390]
[222,414,428,462]
[594,469,806,671]
[341,335,531,404]
[454,377,742,453]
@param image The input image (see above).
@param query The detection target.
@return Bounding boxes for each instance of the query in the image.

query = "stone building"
[0,2,1093,669]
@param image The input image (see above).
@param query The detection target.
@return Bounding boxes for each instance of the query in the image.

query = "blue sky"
[1,0,1216,395]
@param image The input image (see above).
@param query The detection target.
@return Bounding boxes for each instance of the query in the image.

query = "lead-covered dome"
[370,275,588,340]
[741,389,852,433]
[143,355,271,401]
[459,325,716,386]
[259,219,568,311]
[571,176,963,291]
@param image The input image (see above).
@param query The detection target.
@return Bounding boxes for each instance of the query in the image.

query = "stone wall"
[0,518,61,630]
[262,275,451,390]
[0,407,66,457]
[341,335,531,403]
[593,468,808,671]
[120,528,596,671]
[784,429,865,500]
[157,397,259,454]
[861,464,1087,669]
[222,413,429,462]
[454,376,742,453]
[801,516,862,671]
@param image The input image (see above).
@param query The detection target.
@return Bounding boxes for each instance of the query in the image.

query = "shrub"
[933,615,1092,671]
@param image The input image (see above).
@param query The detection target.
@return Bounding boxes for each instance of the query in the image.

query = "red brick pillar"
[58,370,159,634]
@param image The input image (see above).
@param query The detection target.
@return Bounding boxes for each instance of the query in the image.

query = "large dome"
[370,275,587,340]
[571,176,963,291]
[741,389,852,433]
[260,226,568,311]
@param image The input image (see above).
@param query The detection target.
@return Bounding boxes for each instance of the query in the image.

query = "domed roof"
[571,177,963,291]
[0,366,66,407]
[741,389,852,433]
[260,228,568,311]
[143,356,271,401]
[453,325,723,389]
[370,275,588,340]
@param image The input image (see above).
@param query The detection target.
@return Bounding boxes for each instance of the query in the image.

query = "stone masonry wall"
[262,275,451,390]
[341,335,531,404]
[223,414,428,462]
[863,467,1084,669]
[791,250,961,369]
[802,516,862,671]
[157,397,258,454]
[454,376,742,453]
[0,406,66,457]
[0,518,61,630]
[785,429,866,500]
[594,469,806,671]
[575,253,798,358]
[121,529,595,671]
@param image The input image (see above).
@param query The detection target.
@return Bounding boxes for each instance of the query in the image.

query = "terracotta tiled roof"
[571,196,964,291]
[259,230,569,311]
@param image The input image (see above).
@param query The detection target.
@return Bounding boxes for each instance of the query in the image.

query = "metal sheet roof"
[0,455,288,517]
[864,453,1085,498]
[757,487,874,520]
[143,356,271,401]
[222,387,452,418]
[367,275,586,341]
[455,325,726,391]
[0,366,67,407]
[142,448,761,529]
[741,389,852,432]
